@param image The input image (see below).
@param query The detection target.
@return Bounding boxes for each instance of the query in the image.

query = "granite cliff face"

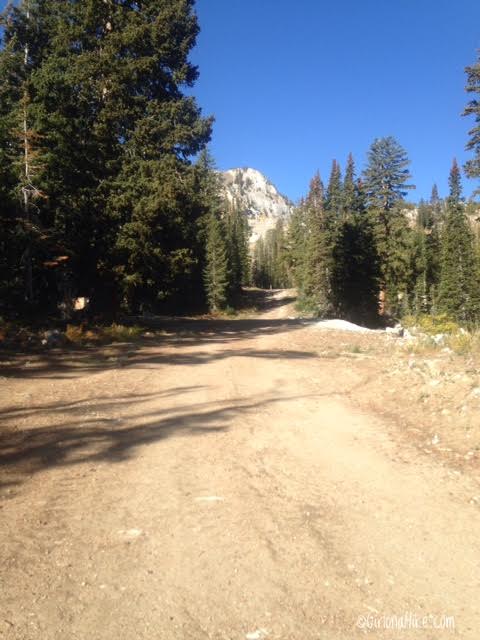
[220,168,292,243]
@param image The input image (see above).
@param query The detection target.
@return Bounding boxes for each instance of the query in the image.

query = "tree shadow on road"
[0,388,317,491]
[0,297,321,490]
[0,318,316,380]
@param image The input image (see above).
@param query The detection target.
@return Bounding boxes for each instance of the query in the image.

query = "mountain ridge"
[219,167,292,243]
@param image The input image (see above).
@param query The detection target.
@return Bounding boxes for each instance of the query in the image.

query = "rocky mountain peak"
[220,167,292,242]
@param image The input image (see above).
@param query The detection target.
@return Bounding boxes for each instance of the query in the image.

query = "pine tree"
[321,160,345,313]
[285,198,309,291]
[237,212,251,286]
[301,172,332,315]
[225,201,250,296]
[363,137,415,210]
[252,220,291,289]
[336,156,379,323]
[252,237,267,289]
[416,199,431,229]
[325,160,342,217]
[429,183,444,225]
[92,0,213,312]
[204,211,229,312]
[195,156,250,307]
[464,51,480,190]
[193,148,225,301]
[343,153,358,213]
[438,160,480,322]
[0,15,21,310]
[410,194,441,314]
[0,0,213,317]
[0,1,54,312]
[410,206,430,315]
[431,184,440,207]
[363,136,415,316]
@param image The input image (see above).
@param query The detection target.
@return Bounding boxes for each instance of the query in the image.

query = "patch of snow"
[314,319,375,333]
[245,629,269,640]
[118,528,143,539]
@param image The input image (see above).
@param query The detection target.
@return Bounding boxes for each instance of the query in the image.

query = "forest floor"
[1,290,479,639]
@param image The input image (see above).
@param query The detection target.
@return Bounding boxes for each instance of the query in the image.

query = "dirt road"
[1,291,479,639]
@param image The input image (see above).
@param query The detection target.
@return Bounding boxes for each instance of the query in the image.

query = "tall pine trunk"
[22,0,33,303]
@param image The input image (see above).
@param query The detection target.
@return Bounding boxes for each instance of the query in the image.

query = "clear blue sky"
[1,1,478,202]
[192,0,480,203]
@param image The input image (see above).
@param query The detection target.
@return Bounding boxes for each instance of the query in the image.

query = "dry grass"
[101,323,144,342]
[446,330,480,356]
[401,314,480,358]
[1,321,147,350]
[402,313,460,335]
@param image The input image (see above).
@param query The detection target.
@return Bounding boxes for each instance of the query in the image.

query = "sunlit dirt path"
[1,291,479,639]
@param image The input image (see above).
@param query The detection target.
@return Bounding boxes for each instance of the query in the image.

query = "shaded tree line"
[0,0,243,319]
[252,45,480,326]
[202,163,251,312]
[253,135,480,325]
[251,220,290,289]
[258,46,480,324]
[2,5,480,326]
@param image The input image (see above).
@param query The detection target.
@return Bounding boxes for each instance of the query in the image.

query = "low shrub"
[403,313,460,336]
[446,331,480,356]
[65,324,85,344]
[0,318,9,343]
[101,323,143,341]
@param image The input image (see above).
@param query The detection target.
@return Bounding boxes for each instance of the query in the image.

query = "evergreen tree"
[363,136,415,316]
[271,220,290,287]
[289,163,379,321]
[410,194,441,314]
[195,156,249,306]
[252,237,268,289]
[417,199,432,229]
[301,172,332,315]
[96,0,213,312]
[336,156,380,323]
[0,0,213,317]
[363,136,415,210]
[342,153,357,213]
[431,184,440,207]
[204,211,229,312]
[193,148,225,301]
[410,207,430,315]
[429,183,444,225]
[225,201,250,296]
[438,160,480,322]
[322,159,344,313]
[464,51,480,190]
[0,0,55,312]
[251,220,290,289]
[325,159,342,217]
[285,198,309,290]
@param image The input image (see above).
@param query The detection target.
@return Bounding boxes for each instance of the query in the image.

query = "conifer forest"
[0,0,479,326]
